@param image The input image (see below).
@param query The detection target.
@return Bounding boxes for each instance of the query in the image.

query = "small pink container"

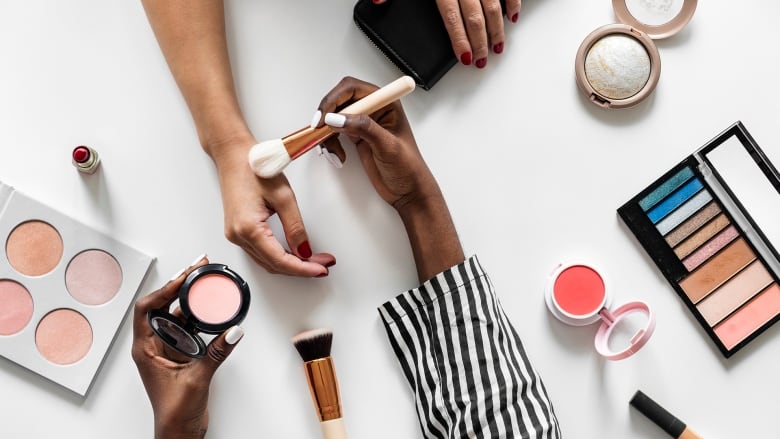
[545,262,655,360]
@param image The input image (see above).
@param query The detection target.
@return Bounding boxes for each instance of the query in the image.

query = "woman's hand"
[210,139,336,277]
[314,77,464,281]
[374,0,522,68]
[131,256,245,439]
[313,77,442,215]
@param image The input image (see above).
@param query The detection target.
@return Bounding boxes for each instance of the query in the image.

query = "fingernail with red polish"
[493,42,504,54]
[511,13,519,23]
[460,52,472,66]
[297,241,313,259]
[372,0,385,4]
[316,272,328,278]
[325,260,336,268]
[476,58,487,69]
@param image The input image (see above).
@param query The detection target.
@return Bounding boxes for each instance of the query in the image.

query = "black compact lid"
[147,309,208,358]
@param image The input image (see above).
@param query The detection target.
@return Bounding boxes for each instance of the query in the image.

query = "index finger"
[238,221,330,277]
[132,257,209,337]
[316,76,380,118]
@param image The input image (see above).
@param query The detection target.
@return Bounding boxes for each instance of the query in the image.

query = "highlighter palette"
[0,181,154,395]
[618,122,780,357]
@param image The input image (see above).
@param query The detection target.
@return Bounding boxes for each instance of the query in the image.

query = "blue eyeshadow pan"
[639,167,695,211]
[655,189,713,236]
[647,178,704,224]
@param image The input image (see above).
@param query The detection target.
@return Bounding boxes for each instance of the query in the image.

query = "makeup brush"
[249,75,416,178]
[292,328,347,439]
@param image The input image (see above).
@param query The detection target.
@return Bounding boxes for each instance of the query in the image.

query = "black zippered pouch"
[353,0,506,90]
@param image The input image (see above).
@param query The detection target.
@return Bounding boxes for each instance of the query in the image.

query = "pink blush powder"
[0,280,33,335]
[188,274,241,324]
[553,265,606,316]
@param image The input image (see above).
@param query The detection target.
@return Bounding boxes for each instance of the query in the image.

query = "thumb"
[195,325,244,380]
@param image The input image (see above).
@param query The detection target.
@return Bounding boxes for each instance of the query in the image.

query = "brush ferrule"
[283,125,335,159]
[304,357,342,421]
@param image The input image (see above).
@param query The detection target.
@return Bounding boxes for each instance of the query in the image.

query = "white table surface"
[1,1,779,437]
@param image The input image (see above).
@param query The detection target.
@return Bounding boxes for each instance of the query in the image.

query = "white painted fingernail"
[168,267,185,282]
[310,110,322,129]
[189,253,207,268]
[324,113,346,128]
[225,325,245,345]
[325,151,343,168]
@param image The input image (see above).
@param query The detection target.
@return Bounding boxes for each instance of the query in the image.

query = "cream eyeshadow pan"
[0,182,153,396]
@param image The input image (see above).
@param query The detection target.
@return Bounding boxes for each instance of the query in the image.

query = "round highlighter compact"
[148,264,250,358]
[545,262,655,360]
[575,0,697,109]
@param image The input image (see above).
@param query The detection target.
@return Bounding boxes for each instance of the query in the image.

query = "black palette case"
[354,0,505,90]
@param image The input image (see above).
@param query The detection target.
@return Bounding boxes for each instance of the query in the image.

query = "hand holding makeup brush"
[132,255,245,439]
[316,77,463,280]
[249,76,416,178]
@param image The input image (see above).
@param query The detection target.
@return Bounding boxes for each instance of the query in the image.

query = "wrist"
[155,421,207,439]
[203,133,257,173]
[396,192,465,282]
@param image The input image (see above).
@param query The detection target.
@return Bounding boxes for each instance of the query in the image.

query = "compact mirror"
[574,0,697,108]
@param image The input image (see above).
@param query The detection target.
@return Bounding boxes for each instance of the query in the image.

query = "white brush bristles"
[248,139,291,178]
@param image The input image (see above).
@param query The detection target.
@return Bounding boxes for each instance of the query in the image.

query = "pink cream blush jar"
[545,262,655,360]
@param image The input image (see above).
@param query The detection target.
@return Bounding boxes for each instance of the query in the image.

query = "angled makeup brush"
[292,328,347,439]
[248,75,416,178]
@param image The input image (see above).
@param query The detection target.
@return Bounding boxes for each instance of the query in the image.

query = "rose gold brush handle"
[285,76,416,159]
[304,357,347,438]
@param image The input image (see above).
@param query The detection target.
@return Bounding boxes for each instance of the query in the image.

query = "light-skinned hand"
[373,0,522,68]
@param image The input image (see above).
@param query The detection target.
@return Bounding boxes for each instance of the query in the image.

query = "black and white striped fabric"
[378,255,561,438]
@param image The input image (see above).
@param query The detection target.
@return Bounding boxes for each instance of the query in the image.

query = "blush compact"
[575,0,697,109]
[148,263,250,358]
[545,262,655,360]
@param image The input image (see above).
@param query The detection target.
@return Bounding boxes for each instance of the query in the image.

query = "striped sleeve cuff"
[378,255,561,439]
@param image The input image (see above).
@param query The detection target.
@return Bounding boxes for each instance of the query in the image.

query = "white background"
[1,1,779,437]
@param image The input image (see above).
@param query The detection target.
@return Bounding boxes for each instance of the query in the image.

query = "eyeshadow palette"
[0,181,154,395]
[618,121,780,357]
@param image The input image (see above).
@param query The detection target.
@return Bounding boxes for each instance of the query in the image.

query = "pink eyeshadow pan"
[682,225,739,271]
[714,283,780,350]
[35,309,92,365]
[65,249,123,305]
[188,274,242,324]
[0,280,33,335]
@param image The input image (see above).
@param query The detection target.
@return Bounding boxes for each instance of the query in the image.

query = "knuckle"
[355,114,373,132]
[465,12,485,30]
[134,298,149,315]
[207,343,229,364]
[224,218,256,243]
[483,2,502,18]
[442,9,461,28]
[285,221,306,240]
